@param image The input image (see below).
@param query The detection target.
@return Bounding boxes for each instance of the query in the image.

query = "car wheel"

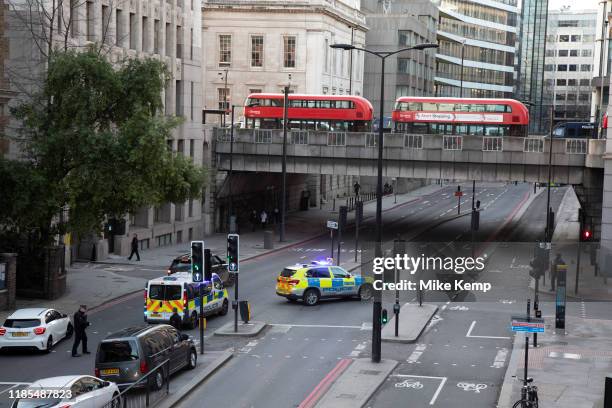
[218,299,229,316]
[358,284,374,301]
[65,323,73,339]
[110,392,121,408]
[45,336,53,353]
[187,349,197,370]
[152,369,164,390]
[303,289,320,306]
[188,311,198,330]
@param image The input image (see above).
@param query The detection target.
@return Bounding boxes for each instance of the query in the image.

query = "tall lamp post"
[280,74,292,242]
[348,26,355,95]
[331,41,438,364]
[218,69,229,127]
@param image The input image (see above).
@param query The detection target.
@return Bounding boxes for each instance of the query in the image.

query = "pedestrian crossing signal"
[227,234,239,273]
[191,241,204,282]
[381,309,389,324]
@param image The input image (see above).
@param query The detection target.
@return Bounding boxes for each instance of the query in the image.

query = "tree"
[1,48,204,248]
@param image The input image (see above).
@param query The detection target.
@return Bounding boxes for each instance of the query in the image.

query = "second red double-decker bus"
[243,93,373,132]
[392,97,529,137]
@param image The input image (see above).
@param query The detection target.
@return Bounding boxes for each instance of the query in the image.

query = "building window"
[324,39,329,73]
[218,88,229,110]
[190,139,194,159]
[580,78,590,86]
[176,25,183,58]
[190,82,194,120]
[165,23,172,56]
[190,28,194,60]
[219,35,232,65]
[571,35,581,42]
[567,79,576,86]
[177,139,184,154]
[582,49,592,57]
[142,16,149,51]
[567,93,577,101]
[568,64,577,71]
[283,36,296,68]
[102,5,110,44]
[154,20,160,54]
[251,35,264,67]
[86,1,94,41]
[249,88,262,95]
[556,79,566,86]
[396,85,409,99]
[115,9,123,45]
[583,35,595,42]
[559,35,569,42]
[579,93,590,101]
[569,49,578,57]
[188,199,194,217]
[557,64,568,71]
[545,49,555,57]
[545,64,555,71]
[558,49,568,56]
[556,93,566,101]
[580,64,591,72]
[322,86,328,94]
[176,80,182,116]
[129,13,136,49]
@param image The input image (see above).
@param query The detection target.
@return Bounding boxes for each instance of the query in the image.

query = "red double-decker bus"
[392,97,529,137]
[243,93,373,132]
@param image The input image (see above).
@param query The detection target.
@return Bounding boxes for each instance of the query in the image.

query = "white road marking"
[491,348,508,368]
[269,323,367,330]
[361,322,373,331]
[449,305,469,311]
[466,321,510,339]
[407,344,427,364]
[391,375,447,405]
[457,382,487,393]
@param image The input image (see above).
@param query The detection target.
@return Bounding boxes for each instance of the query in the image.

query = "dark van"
[95,325,196,390]
[552,122,596,138]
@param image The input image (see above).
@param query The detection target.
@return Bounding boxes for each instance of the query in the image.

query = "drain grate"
[359,369,381,375]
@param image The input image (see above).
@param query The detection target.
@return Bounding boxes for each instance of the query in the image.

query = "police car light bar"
[311,258,334,266]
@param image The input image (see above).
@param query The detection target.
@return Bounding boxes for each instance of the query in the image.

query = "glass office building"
[433,0,518,98]
[517,0,550,134]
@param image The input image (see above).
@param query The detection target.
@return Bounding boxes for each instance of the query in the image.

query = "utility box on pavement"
[264,230,274,249]
[605,376,612,408]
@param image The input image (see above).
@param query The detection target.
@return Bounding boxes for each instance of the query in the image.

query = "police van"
[144,272,229,329]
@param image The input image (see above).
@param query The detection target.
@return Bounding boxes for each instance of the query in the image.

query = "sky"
[547,0,599,11]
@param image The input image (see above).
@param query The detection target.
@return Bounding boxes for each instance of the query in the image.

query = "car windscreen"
[97,340,139,363]
[148,284,182,301]
[12,398,62,408]
[3,319,41,328]
[174,263,191,272]
[280,268,297,278]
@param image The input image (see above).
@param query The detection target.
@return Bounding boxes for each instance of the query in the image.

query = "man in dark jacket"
[72,305,90,357]
[128,233,140,261]
[169,308,182,331]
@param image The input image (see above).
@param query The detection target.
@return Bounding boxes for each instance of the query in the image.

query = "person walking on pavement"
[169,308,182,331]
[273,207,280,224]
[550,253,565,291]
[128,233,140,261]
[260,210,268,229]
[353,181,361,198]
[251,209,258,232]
[72,305,90,357]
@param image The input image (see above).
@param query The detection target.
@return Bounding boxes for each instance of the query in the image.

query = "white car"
[10,375,121,408]
[0,308,73,352]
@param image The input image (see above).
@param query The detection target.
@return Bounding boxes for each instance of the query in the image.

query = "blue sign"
[229,262,238,273]
[511,315,545,333]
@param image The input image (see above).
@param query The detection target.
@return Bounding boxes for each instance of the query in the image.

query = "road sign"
[454,191,464,197]
[511,315,545,333]
[327,220,338,229]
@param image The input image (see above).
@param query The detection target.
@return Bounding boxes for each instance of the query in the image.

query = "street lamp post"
[280,85,289,242]
[348,26,354,95]
[331,41,438,364]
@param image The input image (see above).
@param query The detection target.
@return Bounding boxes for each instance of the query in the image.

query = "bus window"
[457,104,470,112]
[455,124,468,134]
[567,127,576,137]
[472,105,486,112]
[246,98,261,107]
[269,99,282,107]
[423,102,437,111]
[468,125,484,135]
[484,126,501,136]
[320,100,331,109]
[408,102,422,111]
[438,103,454,112]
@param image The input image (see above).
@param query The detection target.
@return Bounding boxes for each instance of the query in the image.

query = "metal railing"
[524,137,544,153]
[102,359,170,408]
[482,136,503,152]
[404,134,423,149]
[443,135,462,150]
[565,138,588,154]
[365,133,378,148]
[327,132,346,146]
[254,129,272,144]
[290,130,308,145]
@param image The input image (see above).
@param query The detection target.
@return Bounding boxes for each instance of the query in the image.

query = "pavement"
[381,304,438,343]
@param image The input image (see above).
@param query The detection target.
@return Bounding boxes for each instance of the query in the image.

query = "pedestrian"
[260,210,268,229]
[169,308,182,331]
[251,209,258,232]
[273,207,280,224]
[550,253,565,291]
[128,233,140,261]
[353,181,361,197]
[72,305,90,357]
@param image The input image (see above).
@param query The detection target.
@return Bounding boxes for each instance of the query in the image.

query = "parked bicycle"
[512,377,539,408]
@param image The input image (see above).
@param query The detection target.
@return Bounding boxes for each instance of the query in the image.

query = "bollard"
[263,230,274,249]
[333,198,336,211]
[605,376,612,408]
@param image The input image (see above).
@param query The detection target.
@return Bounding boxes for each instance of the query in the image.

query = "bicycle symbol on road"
[449,305,469,311]
[394,379,424,389]
[457,382,488,393]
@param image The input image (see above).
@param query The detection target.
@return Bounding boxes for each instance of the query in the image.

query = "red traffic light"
[582,229,592,241]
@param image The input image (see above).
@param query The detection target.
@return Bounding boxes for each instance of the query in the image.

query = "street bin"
[264,230,274,249]
[239,300,251,323]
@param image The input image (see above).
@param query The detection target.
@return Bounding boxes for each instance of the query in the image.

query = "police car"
[276,261,373,306]
[145,273,229,329]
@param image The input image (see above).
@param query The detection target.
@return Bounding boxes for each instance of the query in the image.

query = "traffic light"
[204,248,213,282]
[191,241,204,282]
[381,308,389,324]
[227,234,239,273]
[581,228,593,242]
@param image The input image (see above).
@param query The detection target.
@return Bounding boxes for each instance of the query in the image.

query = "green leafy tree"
[1,48,204,247]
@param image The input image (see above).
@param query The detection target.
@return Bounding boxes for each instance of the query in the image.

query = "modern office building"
[544,9,597,124]
[433,0,518,99]
[6,0,204,258]
[361,0,438,121]
[517,0,549,133]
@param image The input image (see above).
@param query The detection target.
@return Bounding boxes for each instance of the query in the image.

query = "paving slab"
[313,358,398,408]
[214,320,267,337]
[381,303,438,343]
